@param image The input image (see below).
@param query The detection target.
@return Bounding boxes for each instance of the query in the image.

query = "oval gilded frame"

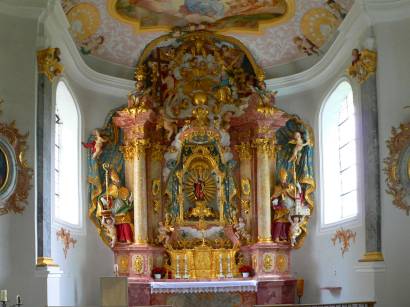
[0,120,33,216]
[384,122,410,215]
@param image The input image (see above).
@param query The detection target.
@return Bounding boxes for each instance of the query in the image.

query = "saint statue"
[271,168,299,243]
[99,169,134,244]
[194,179,206,201]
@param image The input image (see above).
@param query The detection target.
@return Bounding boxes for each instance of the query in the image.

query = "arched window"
[320,81,358,226]
[54,81,81,227]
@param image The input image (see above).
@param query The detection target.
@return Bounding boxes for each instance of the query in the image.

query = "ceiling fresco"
[61,0,353,72]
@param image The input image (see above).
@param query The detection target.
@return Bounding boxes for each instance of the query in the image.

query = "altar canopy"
[85,28,315,305]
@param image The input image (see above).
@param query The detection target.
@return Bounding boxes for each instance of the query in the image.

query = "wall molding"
[31,0,410,97]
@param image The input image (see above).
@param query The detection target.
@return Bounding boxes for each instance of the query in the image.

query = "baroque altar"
[85,29,315,306]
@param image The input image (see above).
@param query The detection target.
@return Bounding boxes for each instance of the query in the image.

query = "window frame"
[51,78,85,235]
[318,77,364,233]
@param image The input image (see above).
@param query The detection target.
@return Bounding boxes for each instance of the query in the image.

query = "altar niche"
[85,29,314,305]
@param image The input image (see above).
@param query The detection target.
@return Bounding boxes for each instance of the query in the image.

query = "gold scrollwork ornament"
[384,122,410,215]
[0,120,33,216]
[37,48,64,82]
[133,255,144,274]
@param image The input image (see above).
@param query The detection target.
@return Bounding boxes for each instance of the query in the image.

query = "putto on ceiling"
[108,0,295,33]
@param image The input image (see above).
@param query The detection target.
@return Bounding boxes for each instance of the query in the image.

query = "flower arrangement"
[239,264,253,273]
[152,267,166,279]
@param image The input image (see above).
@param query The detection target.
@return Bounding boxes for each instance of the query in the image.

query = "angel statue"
[101,216,117,248]
[288,215,305,247]
[156,220,175,248]
[233,217,250,244]
[288,131,310,165]
[82,129,108,160]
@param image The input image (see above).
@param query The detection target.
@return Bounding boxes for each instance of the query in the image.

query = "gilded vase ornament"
[331,228,356,256]
[56,228,77,259]
[37,48,64,82]
[347,49,377,84]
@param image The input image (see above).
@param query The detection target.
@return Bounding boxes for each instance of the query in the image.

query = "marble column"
[235,142,253,234]
[358,74,384,262]
[253,138,272,243]
[133,140,150,245]
[124,159,134,191]
[36,72,58,267]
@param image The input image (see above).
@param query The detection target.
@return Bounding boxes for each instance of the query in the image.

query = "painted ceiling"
[62,0,353,72]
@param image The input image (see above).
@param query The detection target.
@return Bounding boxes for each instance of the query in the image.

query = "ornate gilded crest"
[56,228,77,259]
[37,48,64,82]
[0,117,33,216]
[384,122,410,215]
[331,228,356,256]
[347,49,377,84]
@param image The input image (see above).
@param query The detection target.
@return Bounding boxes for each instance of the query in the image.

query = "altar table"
[150,280,258,294]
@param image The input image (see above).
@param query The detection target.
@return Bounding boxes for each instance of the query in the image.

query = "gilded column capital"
[151,143,166,161]
[347,49,377,84]
[252,138,271,155]
[37,48,64,82]
[235,142,252,161]
[133,139,150,160]
[120,139,150,161]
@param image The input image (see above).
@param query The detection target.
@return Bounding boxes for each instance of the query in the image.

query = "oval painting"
[0,147,9,193]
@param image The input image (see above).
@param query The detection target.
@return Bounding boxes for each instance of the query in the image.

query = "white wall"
[49,74,126,306]
[277,16,410,307]
[374,17,410,307]
[0,11,48,307]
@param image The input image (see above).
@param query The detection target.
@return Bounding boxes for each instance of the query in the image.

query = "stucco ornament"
[384,122,410,215]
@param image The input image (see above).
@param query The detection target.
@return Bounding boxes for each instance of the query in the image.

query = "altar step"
[255,302,376,307]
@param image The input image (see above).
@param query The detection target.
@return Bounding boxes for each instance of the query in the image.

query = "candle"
[113,264,119,276]
[16,295,22,305]
[0,290,7,302]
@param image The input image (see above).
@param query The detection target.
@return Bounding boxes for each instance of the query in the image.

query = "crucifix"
[148,48,170,102]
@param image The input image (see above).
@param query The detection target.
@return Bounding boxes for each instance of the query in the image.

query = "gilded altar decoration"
[0,119,33,216]
[56,228,77,259]
[331,228,356,256]
[262,253,273,272]
[347,49,377,84]
[275,254,288,273]
[133,255,144,274]
[86,29,315,280]
[37,48,64,82]
[384,122,410,215]
[117,254,129,273]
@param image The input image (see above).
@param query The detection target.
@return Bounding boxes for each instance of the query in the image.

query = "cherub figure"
[221,111,234,131]
[326,0,347,20]
[102,216,117,248]
[234,217,251,244]
[288,131,309,165]
[156,221,174,248]
[293,36,320,56]
[288,215,305,247]
[82,129,108,160]
[157,108,178,141]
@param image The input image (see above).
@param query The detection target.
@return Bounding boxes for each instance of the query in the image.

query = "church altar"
[85,28,315,306]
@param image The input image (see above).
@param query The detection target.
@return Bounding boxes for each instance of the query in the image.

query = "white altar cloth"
[150,280,258,294]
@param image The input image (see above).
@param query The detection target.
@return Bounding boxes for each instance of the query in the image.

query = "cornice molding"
[0,0,47,19]
[364,0,410,24]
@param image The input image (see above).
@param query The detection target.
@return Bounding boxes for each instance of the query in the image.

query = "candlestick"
[226,254,233,278]
[183,255,189,279]
[16,295,22,306]
[217,254,224,278]
[0,290,7,302]
[113,264,119,277]
[175,255,181,279]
